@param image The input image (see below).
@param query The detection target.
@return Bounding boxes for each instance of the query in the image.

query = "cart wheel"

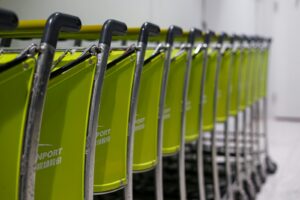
[250,172,261,193]
[266,156,277,175]
[257,165,266,183]
[233,189,248,200]
[243,180,256,200]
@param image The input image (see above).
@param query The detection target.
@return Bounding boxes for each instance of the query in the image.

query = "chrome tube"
[85,43,110,200]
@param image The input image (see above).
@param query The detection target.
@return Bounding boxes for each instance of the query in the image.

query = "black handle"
[257,36,263,43]
[188,28,202,45]
[251,35,258,42]
[250,35,261,43]
[166,25,183,46]
[230,34,240,43]
[217,32,228,44]
[41,12,81,48]
[241,34,250,43]
[204,30,215,44]
[138,22,160,44]
[100,19,127,46]
[0,8,18,30]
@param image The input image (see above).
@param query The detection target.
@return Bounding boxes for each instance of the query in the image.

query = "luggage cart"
[227,35,249,200]
[238,36,257,200]
[0,11,82,200]
[259,38,277,177]
[215,35,234,200]
[92,22,160,200]
[201,32,224,200]
[244,37,263,194]
[250,37,265,189]
[193,31,215,200]
[161,27,188,200]
[251,36,277,188]
[179,28,202,200]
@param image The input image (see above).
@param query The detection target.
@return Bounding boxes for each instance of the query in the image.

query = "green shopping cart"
[0,11,82,200]
[93,22,160,200]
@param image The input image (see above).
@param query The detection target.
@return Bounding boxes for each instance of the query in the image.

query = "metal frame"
[179,28,202,200]
[251,39,265,187]
[197,39,209,200]
[261,38,277,176]
[19,12,81,200]
[0,9,276,199]
[229,36,247,199]
[210,33,227,200]
[239,37,256,200]
[156,25,183,200]
[248,39,263,193]
[124,22,160,200]
[223,40,234,200]
[155,42,166,200]
[84,19,127,200]
[255,37,277,182]
[84,41,110,200]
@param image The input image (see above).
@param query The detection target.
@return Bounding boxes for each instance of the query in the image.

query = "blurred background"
[2,0,299,199]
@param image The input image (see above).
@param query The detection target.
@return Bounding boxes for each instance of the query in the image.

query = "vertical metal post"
[241,37,256,199]
[223,36,236,200]
[20,12,81,200]
[197,31,215,200]
[211,33,227,200]
[125,22,160,200]
[179,28,201,200]
[156,25,183,200]
[85,19,127,200]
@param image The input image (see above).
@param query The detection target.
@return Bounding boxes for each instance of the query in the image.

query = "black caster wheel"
[234,189,248,200]
[266,156,278,175]
[257,165,266,184]
[251,172,261,193]
[243,179,256,200]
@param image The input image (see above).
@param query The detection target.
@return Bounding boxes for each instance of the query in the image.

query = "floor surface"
[258,119,300,200]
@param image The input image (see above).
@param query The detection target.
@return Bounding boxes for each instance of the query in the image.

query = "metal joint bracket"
[19,43,39,58]
[39,43,55,54]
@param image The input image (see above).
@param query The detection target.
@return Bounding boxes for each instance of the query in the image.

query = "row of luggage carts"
[0,8,277,200]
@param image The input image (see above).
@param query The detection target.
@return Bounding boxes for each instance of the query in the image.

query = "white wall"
[203,0,257,34]
[0,0,202,29]
[256,0,300,118]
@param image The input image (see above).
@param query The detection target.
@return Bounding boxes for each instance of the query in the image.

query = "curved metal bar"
[124,22,160,200]
[20,12,81,200]
[84,19,127,200]
[178,28,202,200]
[197,30,215,200]
[156,24,183,200]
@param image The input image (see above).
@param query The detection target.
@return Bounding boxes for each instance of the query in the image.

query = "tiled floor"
[258,119,300,200]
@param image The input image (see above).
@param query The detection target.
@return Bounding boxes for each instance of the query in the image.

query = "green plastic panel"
[202,49,218,132]
[0,53,19,63]
[94,51,136,193]
[216,49,232,122]
[253,49,261,102]
[229,49,241,116]
[185,50,204,143]
[0,54,35,200]
[260,49,269,98]
[35,52,97,200]
[250,49,257,104]
[162,50,188,155]
[239,48,249,111]
[247,49,255,106]
[133,51,165,171]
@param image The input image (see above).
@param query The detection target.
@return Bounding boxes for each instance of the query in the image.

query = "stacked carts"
[0,8,277,200]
